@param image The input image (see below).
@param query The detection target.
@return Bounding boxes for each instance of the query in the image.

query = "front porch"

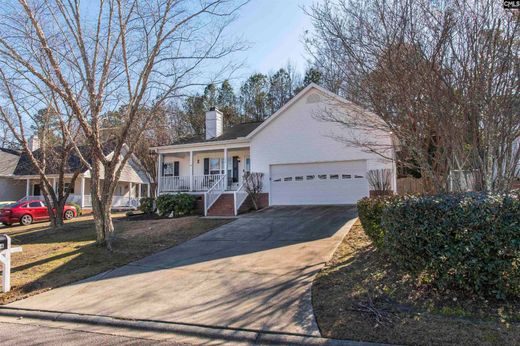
[157,145,251,216]
[158,146,250,194]
[17,176,150,209]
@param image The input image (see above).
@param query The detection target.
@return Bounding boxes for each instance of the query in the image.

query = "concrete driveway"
[9,206,357,336]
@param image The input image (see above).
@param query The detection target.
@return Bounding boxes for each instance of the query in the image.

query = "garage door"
[270,161,369,205]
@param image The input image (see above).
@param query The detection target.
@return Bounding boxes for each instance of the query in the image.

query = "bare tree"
[243,172,264,210]
[305,0,519,193]
[367,169,393,193]
[0,0,247,249]
[0,94,83,228]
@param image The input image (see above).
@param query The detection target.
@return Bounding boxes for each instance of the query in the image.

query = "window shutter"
[174,161,180,177]
[204,158,209,175]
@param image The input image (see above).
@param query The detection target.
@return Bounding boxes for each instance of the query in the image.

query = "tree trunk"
[92,196,114,250]
[40,181,65,229]
[90,161,116,250]
[250,194,259,210]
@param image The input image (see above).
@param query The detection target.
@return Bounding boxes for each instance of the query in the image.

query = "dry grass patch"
[312,220,520,346]
[0,214,231,304]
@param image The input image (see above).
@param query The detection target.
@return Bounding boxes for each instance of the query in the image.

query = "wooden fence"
[396,177,428,195]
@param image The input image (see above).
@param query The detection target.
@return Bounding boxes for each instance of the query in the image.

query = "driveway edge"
[0,307,386,345]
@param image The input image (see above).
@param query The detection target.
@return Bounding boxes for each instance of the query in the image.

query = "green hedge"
[139,197,155,214]
[357,196,397,249]
[156,193,196,217]
[381,193,520,299]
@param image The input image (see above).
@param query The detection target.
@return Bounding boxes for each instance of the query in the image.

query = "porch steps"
[207,194,235,217]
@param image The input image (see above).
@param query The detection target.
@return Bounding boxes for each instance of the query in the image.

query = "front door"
[33,184,41,196]
[232,156,239,183]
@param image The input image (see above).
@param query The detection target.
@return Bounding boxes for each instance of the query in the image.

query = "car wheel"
[2,222,11,227]
[20,214,33,226]
[64,210,74,220]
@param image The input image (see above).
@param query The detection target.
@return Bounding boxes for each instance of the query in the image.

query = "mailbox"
[0,234,9,251]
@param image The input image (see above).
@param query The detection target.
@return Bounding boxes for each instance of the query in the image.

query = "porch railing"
[160,176,190,192]
[204,174,227,216]
[194,174,225,191]
[160,174,227,193]
[18,194,140,208]
[233,183,248,216]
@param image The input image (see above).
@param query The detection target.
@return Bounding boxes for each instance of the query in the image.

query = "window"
[284,177,293,182]
[245,157,251,172]
[163,163,174,176]
[355,175,364,178]
[64,183,74,193]
[342,174,351,179]
[295,176,304,181]
[209,158,221,175]
[28,201,43,208]
[306,175,315,180]
[273,178,281,182]
[318,174,327,180]
[330,174,339,180]
[163,161,179,177]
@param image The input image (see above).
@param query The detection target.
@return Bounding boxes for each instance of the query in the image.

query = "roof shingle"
[13,142,116,176]
[169,121,263,146]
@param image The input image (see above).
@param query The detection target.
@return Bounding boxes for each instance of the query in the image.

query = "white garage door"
[270,161,369,205]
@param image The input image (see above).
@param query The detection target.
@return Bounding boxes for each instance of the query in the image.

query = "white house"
[152,84,396,216]
[2,142,151,210]
[0,148,26,201]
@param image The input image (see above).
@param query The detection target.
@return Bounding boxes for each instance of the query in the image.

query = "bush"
[357,196,398,249]
[67,202,81,216]
[381,192,520,299]
[173,193,197,217]
[156,194,177,216]
[139,197,155,214]
[156,193,196,217]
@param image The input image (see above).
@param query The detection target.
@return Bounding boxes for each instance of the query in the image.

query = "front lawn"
[312,220,520,346]
[0,214,231,304]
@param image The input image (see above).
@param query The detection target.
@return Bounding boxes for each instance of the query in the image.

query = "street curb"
[0,307,387,345]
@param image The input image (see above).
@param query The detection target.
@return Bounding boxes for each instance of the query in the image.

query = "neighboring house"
[152,84,396,216]
[0,148,26,201]
[1,142,150,209]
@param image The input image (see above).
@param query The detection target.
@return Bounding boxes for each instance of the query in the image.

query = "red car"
[0,200,76,226]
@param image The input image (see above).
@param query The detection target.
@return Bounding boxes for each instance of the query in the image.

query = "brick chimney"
[205,107,223,140]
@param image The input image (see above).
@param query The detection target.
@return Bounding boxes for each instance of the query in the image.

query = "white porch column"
[25,179,30,197]
[129,182,133,204]
[157,153,163,196]
[189,151,194,191]
[224,148,228,189]
[147,183,151,197]
[138,183,142,199]
[80,176,85,208]
[52,178,57,194]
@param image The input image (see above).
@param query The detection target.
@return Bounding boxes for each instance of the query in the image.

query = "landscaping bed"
[0,214,231,304]
[312,220,520,345]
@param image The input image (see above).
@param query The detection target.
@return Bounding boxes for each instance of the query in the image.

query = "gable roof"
[246,83,364,139]
[167,121,263,146]
[13,142,116,176]
[0,148,21,176]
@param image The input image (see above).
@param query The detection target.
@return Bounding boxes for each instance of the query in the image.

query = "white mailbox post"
[0,234,22,293]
